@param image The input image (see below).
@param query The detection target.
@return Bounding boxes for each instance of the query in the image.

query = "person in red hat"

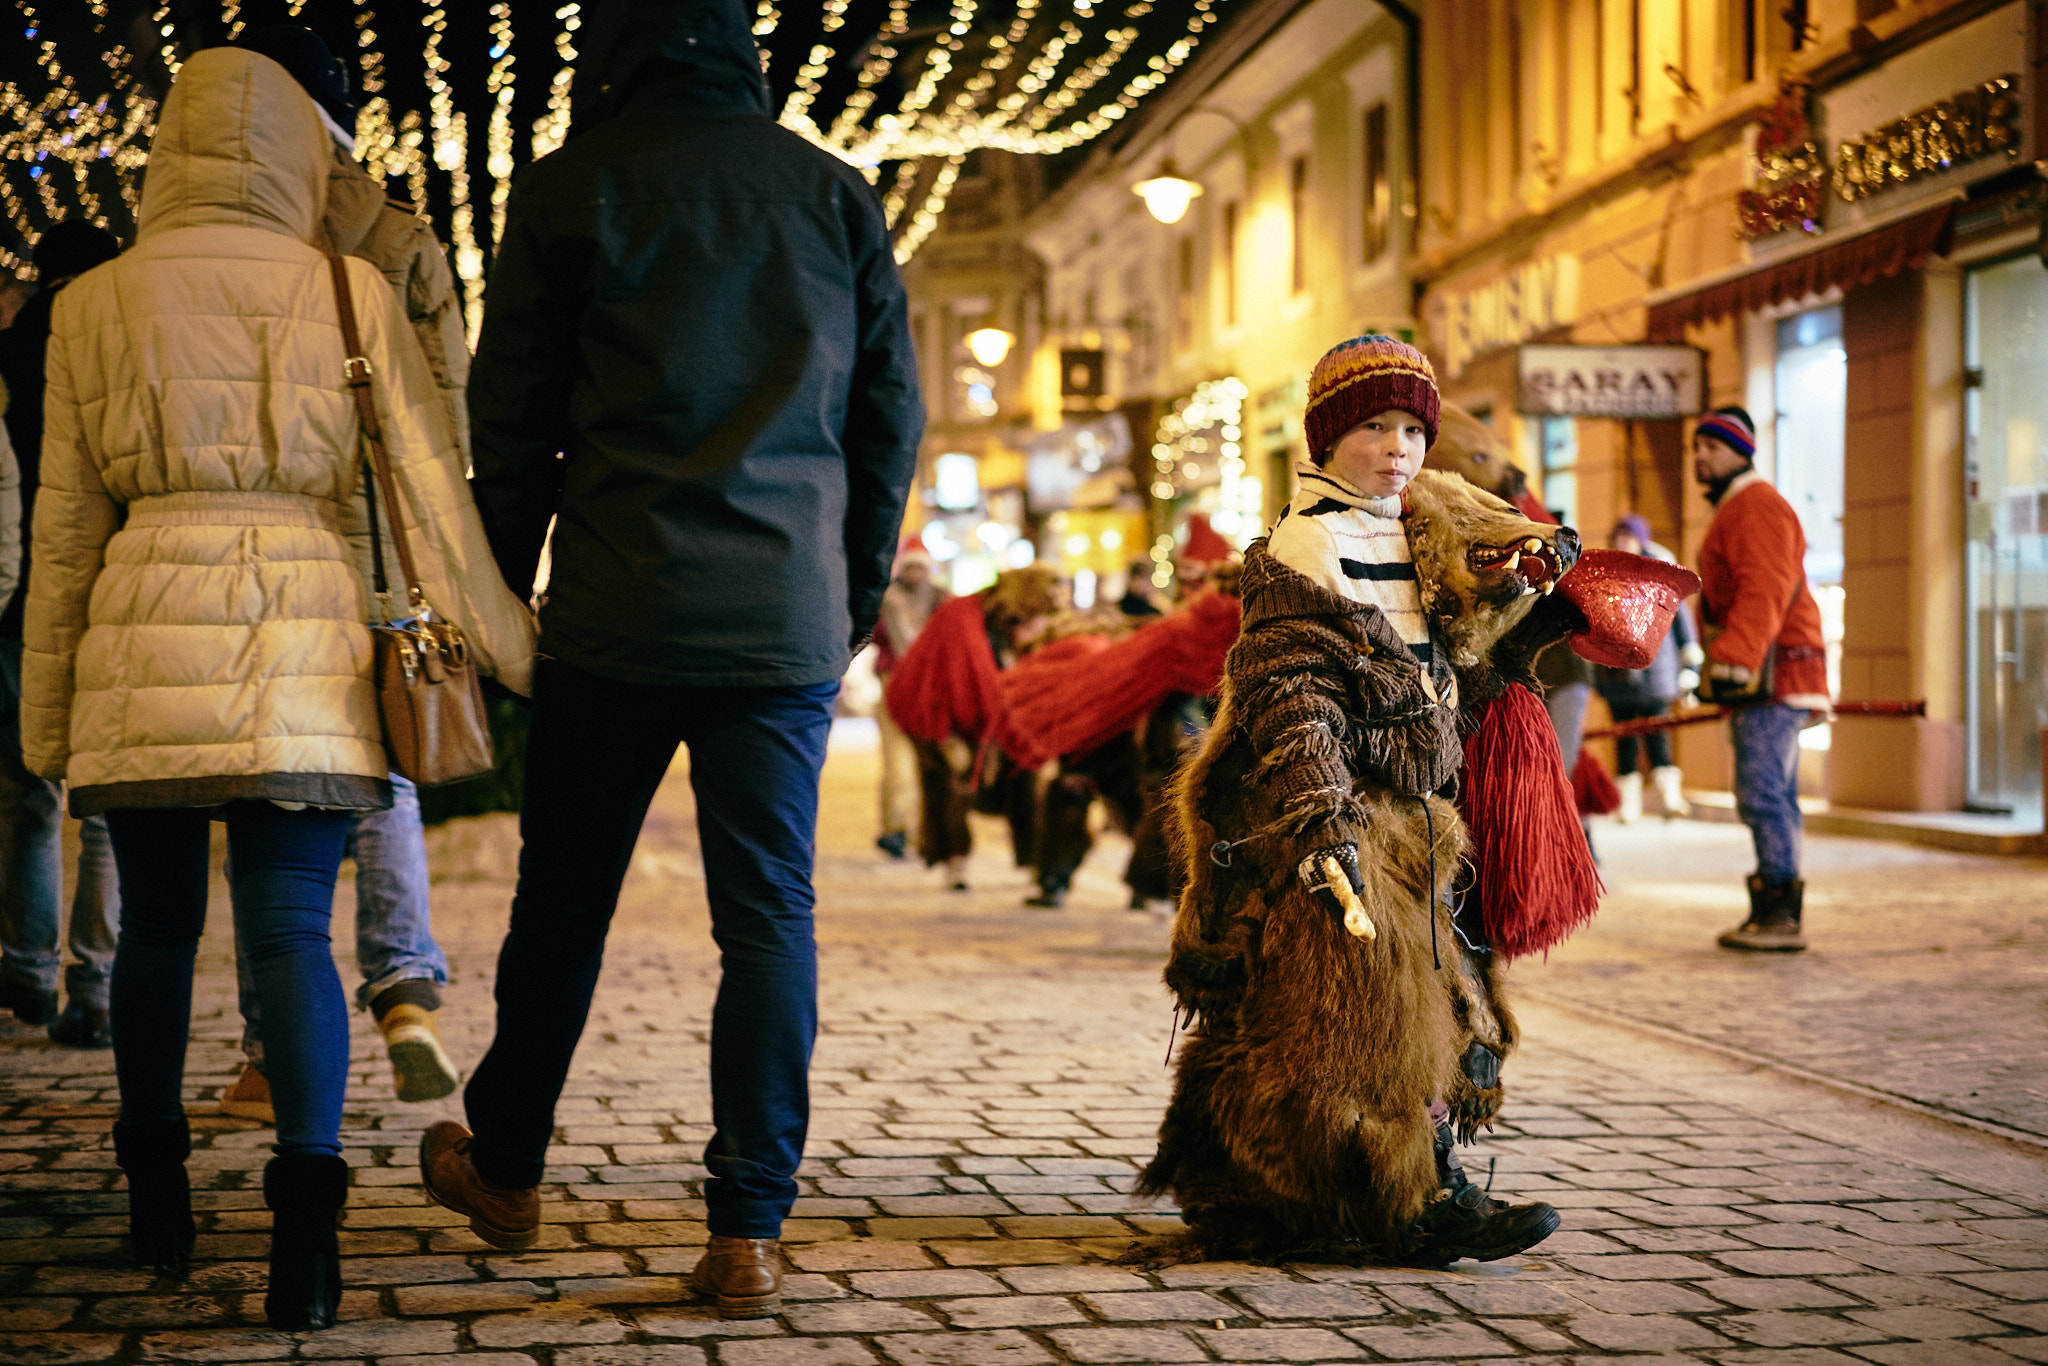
[1691,406,1831,952]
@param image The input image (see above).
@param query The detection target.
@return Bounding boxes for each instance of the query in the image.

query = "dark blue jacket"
[469,0,923,687]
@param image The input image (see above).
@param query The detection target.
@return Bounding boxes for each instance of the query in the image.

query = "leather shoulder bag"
[329,254,495,786]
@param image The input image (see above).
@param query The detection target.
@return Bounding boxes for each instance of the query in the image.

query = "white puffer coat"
[23,48,534,815]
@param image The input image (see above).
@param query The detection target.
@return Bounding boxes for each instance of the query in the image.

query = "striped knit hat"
[1693,406,1756,460]
[1304,333,1441,460]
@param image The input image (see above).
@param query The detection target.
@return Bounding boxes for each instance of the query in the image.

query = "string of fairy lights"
[3,1,1232,296]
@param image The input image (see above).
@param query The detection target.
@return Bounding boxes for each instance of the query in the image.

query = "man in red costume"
[1692,407,1832,952]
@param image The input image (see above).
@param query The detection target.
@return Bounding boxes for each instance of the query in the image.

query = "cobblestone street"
[4,725,2047,1365]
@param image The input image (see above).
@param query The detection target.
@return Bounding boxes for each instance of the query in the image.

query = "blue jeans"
[234,775,446,1065]
[1731,702,1808,884]
[106,804,354,1157]
[0,640,120,1008]
[464,658,837,1237]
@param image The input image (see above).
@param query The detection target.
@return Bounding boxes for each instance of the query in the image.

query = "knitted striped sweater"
[1266,465,1433,664]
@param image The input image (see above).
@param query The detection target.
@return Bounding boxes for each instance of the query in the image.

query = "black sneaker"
[0,979,59,1027]
[1024,887,1066,909]
[1406,1181,1560,1266]
[876,831,908,860]
[48,1000,112,1048]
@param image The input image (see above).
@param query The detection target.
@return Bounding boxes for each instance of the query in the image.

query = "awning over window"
[1646,202,1956,338]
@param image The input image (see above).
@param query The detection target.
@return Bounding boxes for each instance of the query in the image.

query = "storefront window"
[1537,416,1576,525]
[1963,256,2048,818]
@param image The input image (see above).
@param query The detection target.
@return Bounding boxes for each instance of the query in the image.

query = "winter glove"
[1699,660,1761,705]
[1297,843,1364,918]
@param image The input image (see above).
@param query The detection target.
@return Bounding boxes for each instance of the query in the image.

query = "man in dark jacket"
[419,0,923,1320]
[0,221,122,1049]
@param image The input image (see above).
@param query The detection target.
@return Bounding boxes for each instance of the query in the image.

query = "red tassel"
[1457,683,1603,960]
[1572,750,1621,816]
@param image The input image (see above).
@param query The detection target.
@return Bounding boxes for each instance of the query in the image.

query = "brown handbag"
[329,255,495,787]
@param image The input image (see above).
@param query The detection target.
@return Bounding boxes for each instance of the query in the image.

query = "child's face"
[1326,409,1428,497]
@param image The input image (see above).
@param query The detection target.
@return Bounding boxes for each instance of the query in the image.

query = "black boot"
[1407,1124,1559,1267]
[1717,874,1807,951]
[112,1118,196,1277]
[263,1152,349,1330]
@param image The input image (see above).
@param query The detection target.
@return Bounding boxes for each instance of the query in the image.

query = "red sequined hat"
[1557,549,1701,670]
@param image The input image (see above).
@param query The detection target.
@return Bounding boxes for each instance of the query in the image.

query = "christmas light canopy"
[3,1,1234,279]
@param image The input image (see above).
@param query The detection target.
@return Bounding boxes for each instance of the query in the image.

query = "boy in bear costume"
[1138,335,1600,1267]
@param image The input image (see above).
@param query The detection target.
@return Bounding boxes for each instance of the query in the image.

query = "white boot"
[1616,771,1643,824]
[1653,766,1689,820]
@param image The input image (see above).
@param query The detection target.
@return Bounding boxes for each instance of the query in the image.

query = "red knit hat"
[1181,513,1232,567]
[1304,333,1442,458]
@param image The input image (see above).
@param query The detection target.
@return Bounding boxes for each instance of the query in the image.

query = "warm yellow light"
[965,326,1015,367]
[1134,159,1203,224]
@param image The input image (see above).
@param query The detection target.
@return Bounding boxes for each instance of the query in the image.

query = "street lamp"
[964,326,1015,367]
[1133,158,1203,224]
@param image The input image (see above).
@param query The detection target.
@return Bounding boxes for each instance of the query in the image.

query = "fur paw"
[1112,1233,1209,1270]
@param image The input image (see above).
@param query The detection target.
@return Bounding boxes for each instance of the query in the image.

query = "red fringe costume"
[883,572,1059,871]
[996,591,1241,770]
[995,592,1243,906]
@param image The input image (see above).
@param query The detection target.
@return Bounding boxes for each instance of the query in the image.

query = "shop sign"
[1832,75,2020,201]
[1436,254,1580,379]
[1059,348,1105,398]
[1816,2,2029,220]
[1516,344,1705,419]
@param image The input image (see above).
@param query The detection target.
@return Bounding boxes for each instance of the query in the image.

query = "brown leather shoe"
[419,1120,540,1249]
[688,1235,783,1319]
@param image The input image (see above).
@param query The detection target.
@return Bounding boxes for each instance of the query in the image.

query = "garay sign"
[1517,344,1706,419]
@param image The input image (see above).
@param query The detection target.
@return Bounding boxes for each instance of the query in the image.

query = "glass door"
[1963,256,2048,819]
[1774,306,1847,759]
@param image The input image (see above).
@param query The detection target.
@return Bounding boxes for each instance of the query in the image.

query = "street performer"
[1691,406,1831,952]
[1138,334,1695,1268]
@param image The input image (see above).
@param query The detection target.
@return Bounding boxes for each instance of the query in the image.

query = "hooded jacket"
[22,48,535,813]
[321,151,471,455]
[468,0,924,688]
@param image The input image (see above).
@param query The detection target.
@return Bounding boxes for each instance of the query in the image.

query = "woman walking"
[21,47,533,1328]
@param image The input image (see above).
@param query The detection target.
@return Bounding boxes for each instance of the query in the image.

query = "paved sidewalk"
[2,729,2045,1365]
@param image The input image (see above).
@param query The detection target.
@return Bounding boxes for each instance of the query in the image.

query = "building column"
[1827,264,1966,811]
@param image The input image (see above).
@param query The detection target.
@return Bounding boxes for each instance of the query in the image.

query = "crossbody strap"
[328,254,427,615]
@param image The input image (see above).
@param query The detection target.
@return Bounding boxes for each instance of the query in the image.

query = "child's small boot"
[1652,765,1689,819]
[263,1152,348,1330]
[1615,771,1643,823]
[113,1118,195,1277]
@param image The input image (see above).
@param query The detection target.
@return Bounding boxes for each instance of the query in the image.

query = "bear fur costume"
[1136,469,1590,1264]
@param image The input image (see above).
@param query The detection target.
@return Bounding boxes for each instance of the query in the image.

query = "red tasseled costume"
[882,592,1004,745]
[1458,682,1604,960]
[1572,750,1622,816]
[995,591,1242,769]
